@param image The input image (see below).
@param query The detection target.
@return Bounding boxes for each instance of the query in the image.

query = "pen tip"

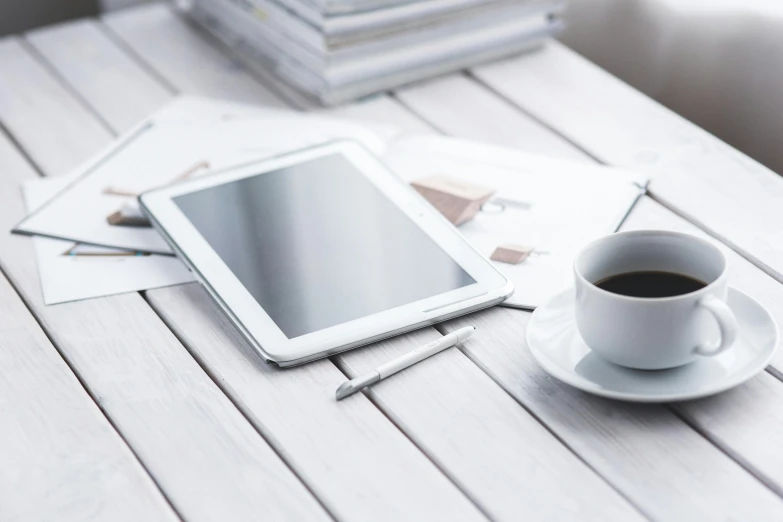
[335,381,354,401]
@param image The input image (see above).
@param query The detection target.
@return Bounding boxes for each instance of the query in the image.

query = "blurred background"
[562,0,783,177]
[3,0,780,175]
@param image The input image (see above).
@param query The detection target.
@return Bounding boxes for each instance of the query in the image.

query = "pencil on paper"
[102,187,140,197]
[61,243,151,257]
[103,160,211,198]
[480,197,532,214]
[173,160,210,182]
[104,160,211,227]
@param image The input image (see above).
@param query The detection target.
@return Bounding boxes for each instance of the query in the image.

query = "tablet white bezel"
[140,140,512,365]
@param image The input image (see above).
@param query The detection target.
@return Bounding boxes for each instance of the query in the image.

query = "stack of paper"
[14,96,647,309]
[176,0,564,105]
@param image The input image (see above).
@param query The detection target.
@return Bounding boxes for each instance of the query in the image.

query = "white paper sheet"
[17,96,647,309]
[22,176,194,305]
[384,135,649,308]
[15,96,398,254]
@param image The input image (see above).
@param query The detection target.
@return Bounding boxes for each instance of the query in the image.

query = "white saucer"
[526,287,778,402]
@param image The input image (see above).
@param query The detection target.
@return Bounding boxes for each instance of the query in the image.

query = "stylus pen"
[335,326,476,400]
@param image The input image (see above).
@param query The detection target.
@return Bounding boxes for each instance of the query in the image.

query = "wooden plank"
[396,74,593,163]
[472,41,783,283]
[0,37,331,522]
[28,13,492,522]
[91,8,644,519]
[0,37,109,175]
[27,18,173,131]
[674,374,783,498]
[326,95,432,134]
[0,130,176,522]
[102,3,285,108]
[389,69,783,518]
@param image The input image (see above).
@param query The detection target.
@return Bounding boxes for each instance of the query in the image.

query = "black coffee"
[595,271,707,298]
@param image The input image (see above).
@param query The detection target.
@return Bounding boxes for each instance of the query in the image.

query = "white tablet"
[140,140,513,366]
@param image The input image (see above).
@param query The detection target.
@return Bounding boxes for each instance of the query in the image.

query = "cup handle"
[694,294,739,357]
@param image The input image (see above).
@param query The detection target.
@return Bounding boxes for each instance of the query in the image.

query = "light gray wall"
[100,0,154,11]
[0,0,99,35]
[561,0,783,176]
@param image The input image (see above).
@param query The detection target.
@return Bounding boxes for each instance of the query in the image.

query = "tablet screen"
[174,153,475,338]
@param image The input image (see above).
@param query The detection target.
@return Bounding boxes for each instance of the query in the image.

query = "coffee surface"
[595,271,707,298]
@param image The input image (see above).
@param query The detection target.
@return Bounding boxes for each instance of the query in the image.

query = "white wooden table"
[3,3,783,520]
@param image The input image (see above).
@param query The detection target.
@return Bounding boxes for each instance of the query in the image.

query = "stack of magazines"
[176,0,564,106]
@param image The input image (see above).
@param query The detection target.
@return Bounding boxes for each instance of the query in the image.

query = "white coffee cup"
[574,230,738,370]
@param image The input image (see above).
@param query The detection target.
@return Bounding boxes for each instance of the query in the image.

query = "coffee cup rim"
[574,230,728,302]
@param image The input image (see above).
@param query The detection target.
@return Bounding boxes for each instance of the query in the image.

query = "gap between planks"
[326,353,497,521]
[138,291,339,522]
[17,37,118,136]
[428,319,646,515]
[0,129,180,522]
